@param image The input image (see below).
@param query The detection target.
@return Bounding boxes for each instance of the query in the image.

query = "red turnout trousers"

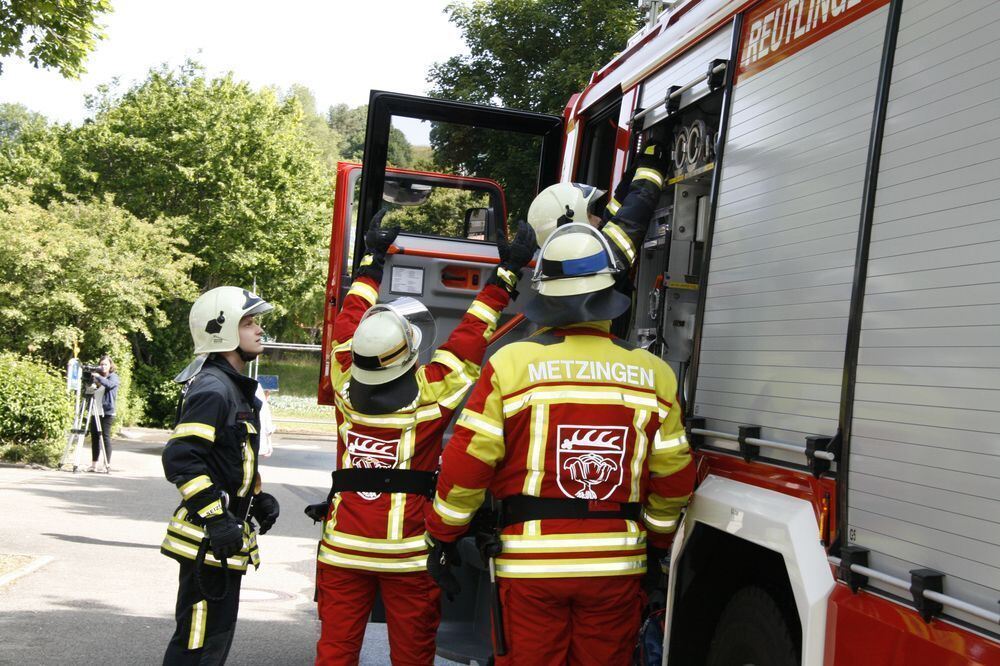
[495,576,643,666]
[315,564,441,666]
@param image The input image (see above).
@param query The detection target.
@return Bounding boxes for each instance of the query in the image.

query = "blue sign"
[257,374,279,392]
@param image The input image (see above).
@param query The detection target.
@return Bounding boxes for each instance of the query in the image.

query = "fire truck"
[320,0,1000,663]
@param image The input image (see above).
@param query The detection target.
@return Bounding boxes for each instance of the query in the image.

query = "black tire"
[705,586,798,666]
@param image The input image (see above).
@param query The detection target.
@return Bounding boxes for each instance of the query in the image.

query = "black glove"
[251,492,280,535]
[304,501,329,524]
[205,512,244,561]
[488,220,537,297]
[425,533,462,600]
[356,208,400,282]
[643,546,670,595]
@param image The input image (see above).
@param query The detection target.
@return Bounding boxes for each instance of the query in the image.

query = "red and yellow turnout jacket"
[318,275,510,573]
[426,321,695,579]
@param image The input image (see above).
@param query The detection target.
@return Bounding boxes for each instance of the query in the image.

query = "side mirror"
[383,179,433,206]
[463,207,494,241]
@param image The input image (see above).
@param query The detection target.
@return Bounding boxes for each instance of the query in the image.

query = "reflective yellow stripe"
[188,601,207,649]
[341,405,440,428]
[433,495,475,523]
[607,197,621,215]
[429,349,475,409]
[388,426,416,541]
[653,432,688,451]
[168,518,204,540]
[634,167,664,187]
[522,403,548,496]
[244,422,257,435]
[160,536,251,571]
[495,555,645,578]
[629,409,651,502]
[178,475,212,500]
[317,544,427,572]
[433,349,465,374]
[324,531,427,553]
[603,221,636,263]
[503,388,657,416]
[348,280,379,305]
[197,499,223,519]
[172,423,215,443]
[237,441,255,497]
[457,412,503,438]
[643,513,678,531]
[499,531,646,553]
[469,301,500,327]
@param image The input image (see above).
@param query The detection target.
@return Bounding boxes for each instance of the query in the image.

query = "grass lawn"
[257,353,337,434]
[257,352,322,397]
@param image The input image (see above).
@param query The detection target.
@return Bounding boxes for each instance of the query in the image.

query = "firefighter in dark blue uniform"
[160,286,281,665]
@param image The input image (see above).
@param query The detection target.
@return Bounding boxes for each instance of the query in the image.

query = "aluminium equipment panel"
[849,0,1000,631]
[640,25,733,130]
[693,6,891,459]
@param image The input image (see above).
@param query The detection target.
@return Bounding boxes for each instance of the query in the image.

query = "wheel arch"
[664,475,835,665]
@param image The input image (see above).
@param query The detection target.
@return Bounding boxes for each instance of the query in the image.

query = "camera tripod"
[59,385,109,473]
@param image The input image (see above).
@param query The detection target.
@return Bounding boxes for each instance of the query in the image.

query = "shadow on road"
[42,533,161,550]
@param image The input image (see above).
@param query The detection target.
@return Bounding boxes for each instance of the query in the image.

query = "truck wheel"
[705,586,797,666]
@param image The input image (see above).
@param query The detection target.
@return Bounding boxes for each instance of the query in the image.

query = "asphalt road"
[0,429,460,666]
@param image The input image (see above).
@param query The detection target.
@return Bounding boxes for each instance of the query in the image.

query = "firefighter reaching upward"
[425,147,695,664]
[309,209,536,666]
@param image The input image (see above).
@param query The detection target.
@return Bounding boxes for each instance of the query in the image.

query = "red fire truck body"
[324,1,1000,662]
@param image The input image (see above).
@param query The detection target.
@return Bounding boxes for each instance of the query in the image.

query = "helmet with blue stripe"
[525,223,629,326]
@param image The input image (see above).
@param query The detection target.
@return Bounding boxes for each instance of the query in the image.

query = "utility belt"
[500,495,643,529]
[329,468,437,499]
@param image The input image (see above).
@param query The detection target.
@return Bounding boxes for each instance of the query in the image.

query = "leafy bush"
[133,362,181,428]
[0,353,71,465]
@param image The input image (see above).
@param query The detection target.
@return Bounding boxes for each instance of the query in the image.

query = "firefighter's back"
[485,322,678,579]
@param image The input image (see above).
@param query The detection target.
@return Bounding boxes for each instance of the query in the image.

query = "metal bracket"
[707,59,728,90]
[665,85,683,116]
[737,425,760,463]
[805,435,833,478]
[839,546,870,593]
[910,569,945,622]
[686,417,705,449]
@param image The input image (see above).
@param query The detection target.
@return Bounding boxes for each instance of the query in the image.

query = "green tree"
[427,0,640,221]
[0,185,198,425]
[0,0,112,77]
[383,186,489,237]
[285,84,342,173]
[56,62,332,332]
[0,186,197,362]
[326,103,413,167]
[0,104,65,199]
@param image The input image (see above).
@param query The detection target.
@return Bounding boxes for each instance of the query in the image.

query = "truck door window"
[575,96,622,193]
[354,92,562,270]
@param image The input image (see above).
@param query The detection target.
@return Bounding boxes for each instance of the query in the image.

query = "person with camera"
[87,355,119,473]
[160,286,281,665]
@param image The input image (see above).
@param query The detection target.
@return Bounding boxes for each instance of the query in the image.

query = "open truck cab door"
[319,91,563,407]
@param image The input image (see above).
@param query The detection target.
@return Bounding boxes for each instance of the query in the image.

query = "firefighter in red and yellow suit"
[426,149,694,664]
[309,209,536,666]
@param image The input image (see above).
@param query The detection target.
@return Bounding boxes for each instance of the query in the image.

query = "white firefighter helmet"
[524,223,629,326]
[190,286,273,354]
[175,286,273,382]
[527,182,606,246]
[351,298,436,386]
